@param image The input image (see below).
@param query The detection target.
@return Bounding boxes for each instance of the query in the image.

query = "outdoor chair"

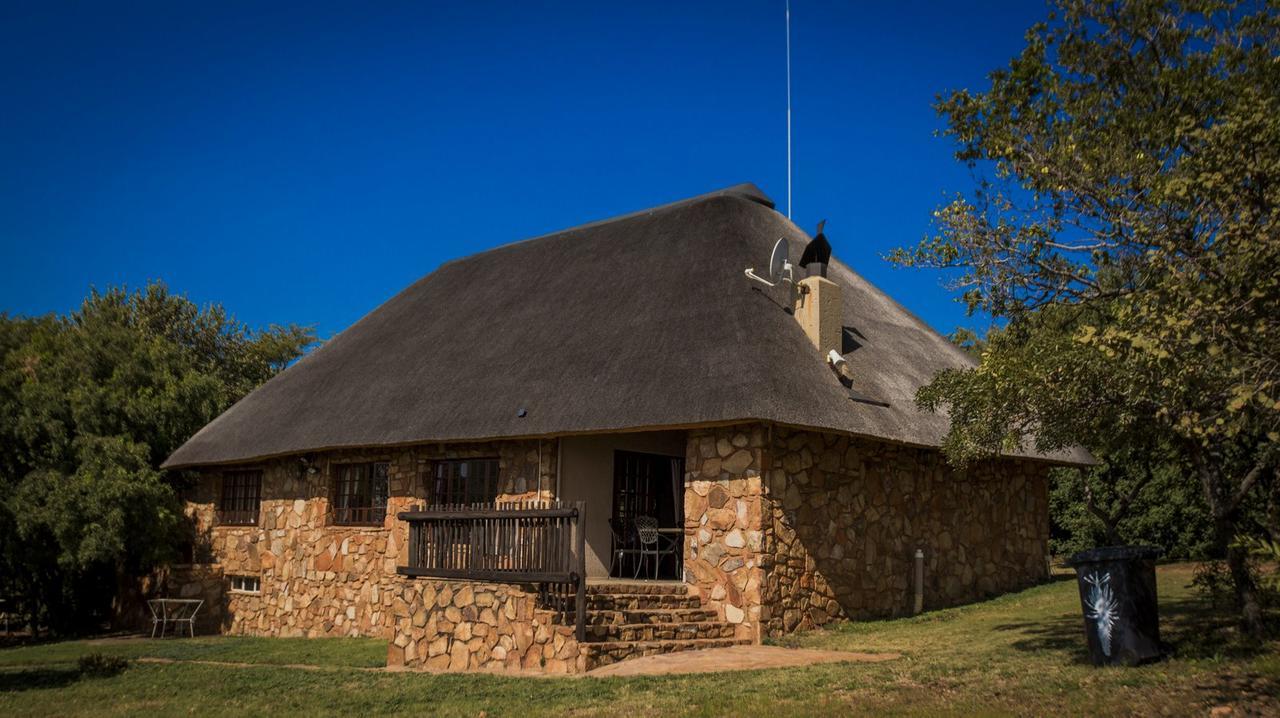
[632,515,679,580]
[608,517,644,578]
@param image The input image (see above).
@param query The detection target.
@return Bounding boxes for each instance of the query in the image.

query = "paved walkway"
[586,645,900,677]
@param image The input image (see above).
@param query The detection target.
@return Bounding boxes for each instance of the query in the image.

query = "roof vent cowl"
[798,219,831,278]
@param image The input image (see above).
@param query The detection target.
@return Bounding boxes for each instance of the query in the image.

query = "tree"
[1049,457,1220,559]
[892,0,1280,636]
[0,283,313,634]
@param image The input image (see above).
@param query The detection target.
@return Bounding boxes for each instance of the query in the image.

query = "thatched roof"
[164,184,1089,469]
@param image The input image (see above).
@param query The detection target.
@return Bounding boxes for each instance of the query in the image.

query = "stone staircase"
[541,582,750,671]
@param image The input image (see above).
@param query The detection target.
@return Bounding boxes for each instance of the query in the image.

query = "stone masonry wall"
[760,426,1051,636]
[683,425,768,642]
[387,579,582,674]
[171,439,556,638]
[170,423,1051,668]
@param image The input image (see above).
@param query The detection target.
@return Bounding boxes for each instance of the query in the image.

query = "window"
[219,470,262,525]
[332,462,390,525]
[430,458,501,505]
[229,574,260,594]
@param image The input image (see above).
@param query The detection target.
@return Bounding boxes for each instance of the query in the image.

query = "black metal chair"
[608,517,642,578]
[632,515,680,580]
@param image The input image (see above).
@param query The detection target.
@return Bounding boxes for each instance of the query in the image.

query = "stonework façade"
[171,422,1051,672]
[679,424,1050,640]
[387,579,582,673]
[760,426,1051,635]
[172,439,555,637]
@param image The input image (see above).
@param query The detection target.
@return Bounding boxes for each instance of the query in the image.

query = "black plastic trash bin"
[1067,545,1162,666]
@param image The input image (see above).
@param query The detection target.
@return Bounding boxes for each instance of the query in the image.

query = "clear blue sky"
[1,1,1046,340]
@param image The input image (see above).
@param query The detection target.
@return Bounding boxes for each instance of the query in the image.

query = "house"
[162,183,1087,673]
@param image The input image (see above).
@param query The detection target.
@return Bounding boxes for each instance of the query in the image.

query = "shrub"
[1243,538,1280,593]
[77,652,129,677]
[1191,561,1241,609]
[1192,549,1279,611]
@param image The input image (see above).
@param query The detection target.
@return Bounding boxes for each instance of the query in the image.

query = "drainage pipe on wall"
[913,548,925,615]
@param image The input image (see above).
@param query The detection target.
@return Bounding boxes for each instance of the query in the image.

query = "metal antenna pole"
[785,0,792,219]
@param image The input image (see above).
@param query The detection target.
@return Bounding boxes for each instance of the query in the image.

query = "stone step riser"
[582,638,752,671]
[541,585,742,671]
[584,623,737,643]
[536,608,719,626]
[586,595,702,611]
[586,608,720,626]
[586,584,690,597]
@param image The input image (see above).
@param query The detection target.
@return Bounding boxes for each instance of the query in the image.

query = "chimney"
[793,274,842,356]
[794,220,842,356]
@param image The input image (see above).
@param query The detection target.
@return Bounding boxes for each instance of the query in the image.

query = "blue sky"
[1,1,1046,340]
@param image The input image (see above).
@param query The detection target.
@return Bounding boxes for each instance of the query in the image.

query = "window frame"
[331,461,390,526]
[228,574,260,594]
[429,458,502,506]
[218,470,262,526]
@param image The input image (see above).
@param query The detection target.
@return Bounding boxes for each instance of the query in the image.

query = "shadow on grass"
[993,589,1278,665]
[992,613,1094,664]
[0,629,139,652]
[1158,594,1279,661]
[1186,669,1280,713]
[0,666,83,692]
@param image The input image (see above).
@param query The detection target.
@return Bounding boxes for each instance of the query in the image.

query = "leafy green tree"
[0,283,313,634]
[892,0,1280,636]
[1049,461,1219,559]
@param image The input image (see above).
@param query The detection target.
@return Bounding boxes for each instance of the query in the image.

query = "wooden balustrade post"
[573,500,586,643]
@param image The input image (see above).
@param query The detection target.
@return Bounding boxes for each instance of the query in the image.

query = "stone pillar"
[683,425,767,642]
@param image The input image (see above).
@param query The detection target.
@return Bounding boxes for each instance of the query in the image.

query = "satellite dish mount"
[744,238,796,289]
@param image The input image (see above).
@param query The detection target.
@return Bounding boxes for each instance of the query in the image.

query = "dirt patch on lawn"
[586,645,900,677]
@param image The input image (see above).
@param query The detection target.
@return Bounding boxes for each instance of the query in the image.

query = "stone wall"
[760,426,1051,636]
[169,422,1052,669]
[682,425,768,642]
[171,438,557,638]
[387,579,582,674]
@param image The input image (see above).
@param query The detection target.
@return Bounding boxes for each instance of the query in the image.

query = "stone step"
[586,582,689,596]
[586,593,702,611]
[582,637,753,671]
[587,608,720,626]
[584,622,738,643]
[537,607,720,628]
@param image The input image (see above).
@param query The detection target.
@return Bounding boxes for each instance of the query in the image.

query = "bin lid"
[1068,545,1162,565]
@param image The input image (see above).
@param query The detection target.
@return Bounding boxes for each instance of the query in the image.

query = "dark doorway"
[610,450,684,580]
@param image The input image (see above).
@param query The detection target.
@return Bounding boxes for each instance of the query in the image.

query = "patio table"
[147,598,203,638]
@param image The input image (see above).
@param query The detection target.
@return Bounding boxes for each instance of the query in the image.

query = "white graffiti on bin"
[1083,571,1119,656]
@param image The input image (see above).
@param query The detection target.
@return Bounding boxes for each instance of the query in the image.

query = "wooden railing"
[396,500,587,641]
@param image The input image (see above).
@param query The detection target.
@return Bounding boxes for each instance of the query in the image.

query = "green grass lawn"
[0,634,386,669]
[1,563,1276,717]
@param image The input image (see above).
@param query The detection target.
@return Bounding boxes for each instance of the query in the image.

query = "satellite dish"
[745,238,795,288]
[767,238,788,282]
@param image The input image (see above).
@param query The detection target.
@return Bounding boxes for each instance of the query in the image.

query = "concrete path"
[586,645,900,677]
